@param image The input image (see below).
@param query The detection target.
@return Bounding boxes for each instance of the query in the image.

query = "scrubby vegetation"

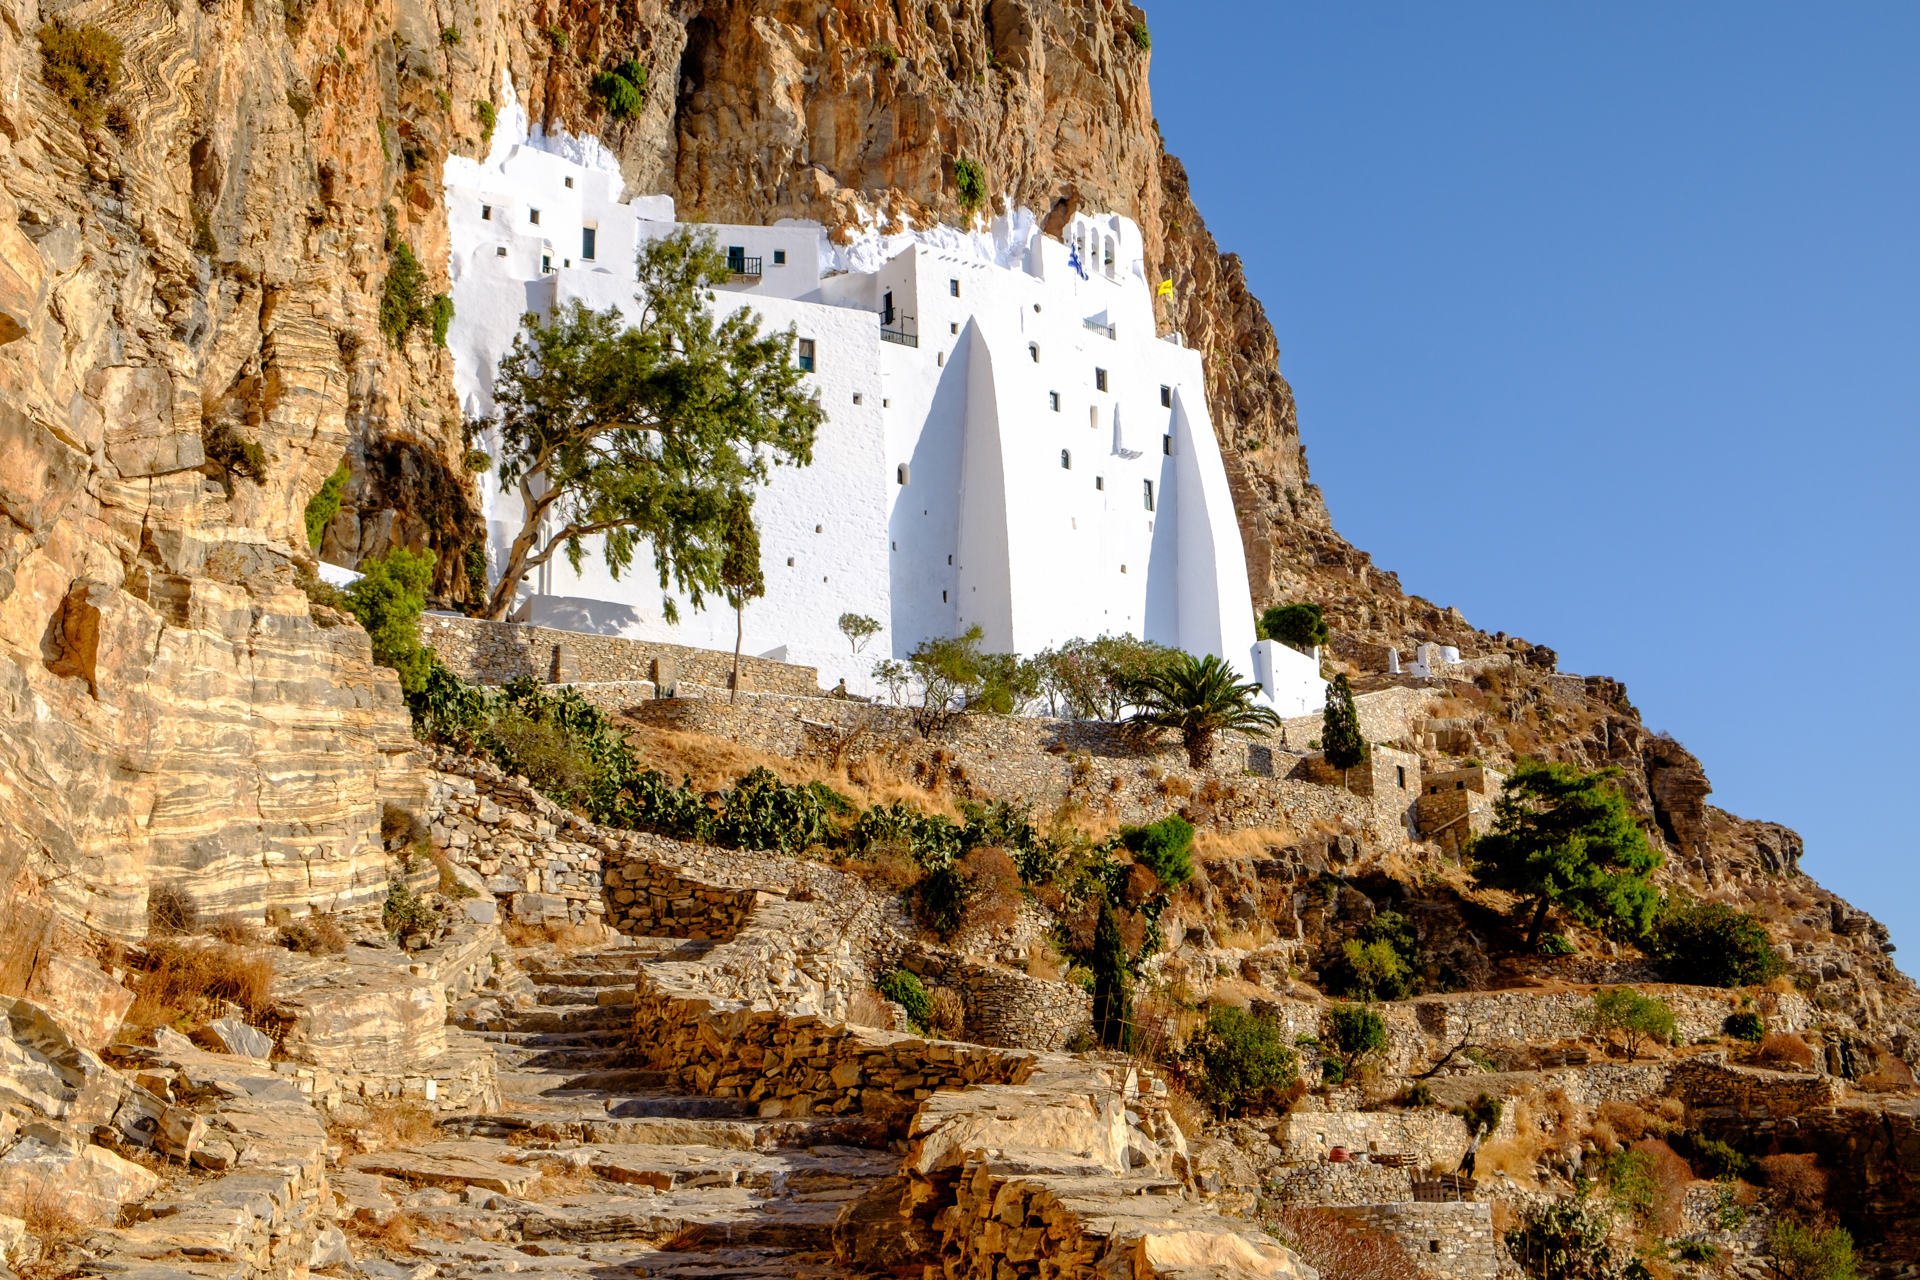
[1181,1005,1298,1116]
[342,548,436,693]
[304,460,351,548]
[202,421,270,485]
[589,56,647,118]
[1127,651,1281,767]
[952,156,986,211]
[1256,601,1327,654]
[879,969,932,1032]
[38,21,122,127]
[1583,988,1676,1062]
[1652,898,1785,987]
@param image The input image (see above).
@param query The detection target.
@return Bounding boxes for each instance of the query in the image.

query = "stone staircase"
[334,941,895,1280]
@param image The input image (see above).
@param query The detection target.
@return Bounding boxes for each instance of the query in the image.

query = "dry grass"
[1758,1152,1828,1218]
[500,918,612,952]
[10,1193,87,1280]
[1473,1097,1558,1185]
[1856,1055,1918,1092]
[1024,941,1067,982]
[125,938,276,1036]
[846,987,898,1029]
[957,846,1021,933]
[1755,1032,1817,1071]
[620,724,964,820]
[341,1207,456,1256]
[277,913,349,955]
[927,987,966,1038]
[328,1099,440,1155]
[1629,1138,1695,1235]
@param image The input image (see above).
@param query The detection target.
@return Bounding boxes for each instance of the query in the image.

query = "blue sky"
[1150,4,1920,965]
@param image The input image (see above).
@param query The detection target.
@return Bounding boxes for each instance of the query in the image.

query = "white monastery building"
[442,95,1324,715]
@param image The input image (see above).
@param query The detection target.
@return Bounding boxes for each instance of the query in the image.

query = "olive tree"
[481,229,823,620]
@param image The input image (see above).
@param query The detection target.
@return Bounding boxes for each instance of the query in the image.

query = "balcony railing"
[880,312,919,348]
[1083,317,1116,339]
[726,253,763,278]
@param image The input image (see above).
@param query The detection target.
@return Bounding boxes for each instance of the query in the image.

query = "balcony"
[725,251,763,279]
[1083,317,1116,340]
[880,311,919,348]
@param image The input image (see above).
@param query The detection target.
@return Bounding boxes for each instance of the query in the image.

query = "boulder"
[0,1134,159,1225]
[193,1017,273,1060]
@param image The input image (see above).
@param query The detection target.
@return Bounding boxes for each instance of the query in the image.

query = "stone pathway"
[337,941,893,1280]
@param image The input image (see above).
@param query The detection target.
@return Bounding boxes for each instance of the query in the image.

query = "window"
[541,254,552,274]
[897,464,910,485]
[581,226,597,260]
[942,590,949,603]
[564,176,574,189]
[882,290,895,324]
[1142,479,1154,511]
[786,557,795,567]
[797,338,816,372]
[1160,384,1172,407]
[773,249,787,265]
[950,321,959,335]
[852,392,864,405]
[1060,450,1071,470]
[1396,766,1407,789]
[1028,343,1040,362]
[1048,392,1060,412]
[494,246,507,257]
[1162,434,1174,456]
[481,204,493,221]
[1094,368,1108,391]
[529,208,541,225]
[949,278,960,297]
[1095,476,1104,491]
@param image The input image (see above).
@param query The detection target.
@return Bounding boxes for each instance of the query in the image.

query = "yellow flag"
[1156,279,1175,298]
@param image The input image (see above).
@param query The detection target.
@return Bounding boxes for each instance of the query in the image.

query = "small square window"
[1048,392,1061,412]
[797,338,816,372]
[773,249,787,265]
[950,321,959,335]
[481,204,493,221]
[564,176,574,189]
[495,246,507,257]
[1095,368,1108,391]
[1160,384,1172,408]
[529,208,541,225]
[853,392,864,405]
[949,278,960,297]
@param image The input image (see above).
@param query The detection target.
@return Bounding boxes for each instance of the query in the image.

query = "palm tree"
[1127,652,1282,768]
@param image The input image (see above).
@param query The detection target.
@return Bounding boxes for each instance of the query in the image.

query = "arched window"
[1103,236,1116,276]
[1028,342,1040,362]
[897,464,910,486]
[1060,449,1071,470]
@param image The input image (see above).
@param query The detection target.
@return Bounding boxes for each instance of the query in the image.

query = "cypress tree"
[1091,898,1132,1049]
[1322,673,1368,772]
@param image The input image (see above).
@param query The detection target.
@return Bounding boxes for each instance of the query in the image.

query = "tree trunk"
[730,603,743,706]
[1525,894,1552,949]
[1186,727,1213,769]
[485,499,548,620]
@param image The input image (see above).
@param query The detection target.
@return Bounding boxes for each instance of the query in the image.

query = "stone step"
[495,1046,629,1072]
[466,1027,629,1048]
[493,1005,632,1034]
[540,1067,675,1093]
[511,1185,847,1248]
[529,985,639,1008]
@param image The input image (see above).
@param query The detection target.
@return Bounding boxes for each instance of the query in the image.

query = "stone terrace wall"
[601,855,756,941]
[1266,1159,1415,1207]
[903,944,1093,1053]
[612,692,1396,842]
[1324,1201,1500,1280]
[421,614,822,695]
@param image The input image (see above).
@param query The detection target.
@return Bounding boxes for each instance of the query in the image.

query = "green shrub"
[1598,1148,1659,1223]
[1320,672,1367,770]
[953,156,986,211]
[1583,988,1677,1062]
[342,548,435,694]
[38,22,122,126]
[304,460,351,548]
[590,57,647,118]
[544,25,568,52]
[1652,900,1785,988]
[430,294,454,346]
[202,421,270,484]
[1453,1092,1503,1137]
[1767,1220,1858,1280]
[713,767,841,853]
[476,99,496,145]
[383,878,441,941]
[1537,930,1576,957]
[1723,1010,1766,1042]
[914,863,969,937]
[850,802,963,868]
[1504,1196,1627,1280]
[879,969,932,1032]
[1182,1005,1298,1117]
[1128,19,1151,52]
[1323,910,1419,1001]
[1120,815,1194,890]
[1672,1130,1753,1182]
[868,39,900,68]
[482,708,599,803]
[379,243,431,346]
[1325,1003,1387,1077]
[1255,602,1326,653]
[439,25,459,45]
[1671,1239,1718,1263]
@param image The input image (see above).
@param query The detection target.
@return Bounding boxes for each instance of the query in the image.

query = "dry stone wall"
[1323,1201,1500,1280]
[420,614,822,695]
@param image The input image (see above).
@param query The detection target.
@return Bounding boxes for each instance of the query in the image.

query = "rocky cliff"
[1,0,1910,1042]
